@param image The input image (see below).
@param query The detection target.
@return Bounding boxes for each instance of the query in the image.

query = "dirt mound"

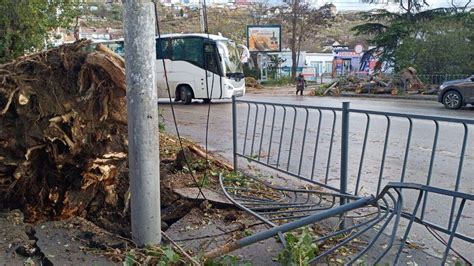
[0,40,131,233]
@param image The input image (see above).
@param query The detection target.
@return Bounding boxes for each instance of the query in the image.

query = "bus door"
[204,42,223,99]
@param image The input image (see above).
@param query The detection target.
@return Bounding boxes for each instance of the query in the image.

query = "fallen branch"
[162,231,201,266]
[187,144,234,171]
[204,241,240,261]
[323,81,339,96]
[172,221,264,242]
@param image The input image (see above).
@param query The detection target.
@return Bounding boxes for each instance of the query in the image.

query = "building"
[78,27,112,41]
[305,53,334,76]
[265,51,333,81]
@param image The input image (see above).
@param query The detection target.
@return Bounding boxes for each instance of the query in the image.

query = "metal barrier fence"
[230,96,474,262]
[263,68,470,86]
[263,67,334,83]
[417,74,470,85]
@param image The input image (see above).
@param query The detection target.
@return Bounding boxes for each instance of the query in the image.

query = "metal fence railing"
[230,96,474,263]
[262,67,334,84]
[259,68,470,88]
[417,74,470,85]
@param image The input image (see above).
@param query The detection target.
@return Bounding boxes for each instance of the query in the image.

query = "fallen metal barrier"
[221,96,474,264]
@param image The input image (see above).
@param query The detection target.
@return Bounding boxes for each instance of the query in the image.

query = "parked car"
[438,75,474,109]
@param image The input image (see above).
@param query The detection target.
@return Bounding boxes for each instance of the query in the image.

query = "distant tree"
[278,1,326,79]
[449,0,472,10]
[248,0,271,25]
[0,0,80,63]
[352,0,473,74]
[207,8,250,45]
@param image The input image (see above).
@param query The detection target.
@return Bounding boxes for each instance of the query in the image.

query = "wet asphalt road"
[160,95,474,261]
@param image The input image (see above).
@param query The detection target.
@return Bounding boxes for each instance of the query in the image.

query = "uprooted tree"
[0,40,132,234]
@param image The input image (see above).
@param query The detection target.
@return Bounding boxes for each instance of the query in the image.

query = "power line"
[152,0,207,200]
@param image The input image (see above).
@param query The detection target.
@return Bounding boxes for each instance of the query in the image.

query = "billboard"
[247,25,281,52]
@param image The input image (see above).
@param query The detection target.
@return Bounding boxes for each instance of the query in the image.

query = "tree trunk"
[296,23,304,78]
[290,0,299,80]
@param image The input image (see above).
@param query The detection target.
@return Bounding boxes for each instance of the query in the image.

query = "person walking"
[296,73,306,96]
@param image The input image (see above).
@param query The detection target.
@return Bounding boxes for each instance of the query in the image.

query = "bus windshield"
[217,40,243,77]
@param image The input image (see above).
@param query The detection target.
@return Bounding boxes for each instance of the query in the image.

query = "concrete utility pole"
[200,0,206,32]
[123,0,161,246]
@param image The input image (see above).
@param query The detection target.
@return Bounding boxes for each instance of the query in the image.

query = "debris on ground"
[0,41,256,264]
[400,67,424,92]
[165,206,281,265]
[245,77,264,90]
[323,67,440,96]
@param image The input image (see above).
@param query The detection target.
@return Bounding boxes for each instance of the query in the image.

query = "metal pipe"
[310,109,322,180]
[377,115,391,195]
[340,102,350,229]
[276,107,287,167]
[242,103,251,156]
[400,118,413,183]
[287,107,298,171]
[267,105,277,165]
[238,197,372,247]
[421,120,439,220]
[298,108,309,175]
[124,0,161,245]
[257,104,267,161]
[325,110,337,184]
[232,95,237,172]
[340,102,350,199]
[250,104,259,158]
[442,199,467,264]
[448,124,468,230]
[355,114,370,195]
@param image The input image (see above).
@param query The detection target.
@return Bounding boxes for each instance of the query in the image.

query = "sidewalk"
[340,91,438,101]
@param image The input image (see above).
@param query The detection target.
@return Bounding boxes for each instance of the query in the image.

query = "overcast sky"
[424,0,473,8]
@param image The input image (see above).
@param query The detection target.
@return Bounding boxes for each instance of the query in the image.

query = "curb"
[339,92,438,101]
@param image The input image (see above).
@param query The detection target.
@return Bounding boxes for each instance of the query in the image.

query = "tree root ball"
[0,40,130,235]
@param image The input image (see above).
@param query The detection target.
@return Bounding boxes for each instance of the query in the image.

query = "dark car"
[438,75,474,109]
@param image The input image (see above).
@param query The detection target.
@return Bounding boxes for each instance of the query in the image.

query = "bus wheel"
[179,86,193,105]
[203,99,211,104]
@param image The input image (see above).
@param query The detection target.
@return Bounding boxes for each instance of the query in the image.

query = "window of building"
[324,62,333,73]
[310,61,323,74]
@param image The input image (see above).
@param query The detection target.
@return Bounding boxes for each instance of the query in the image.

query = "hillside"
[82,5,371,52]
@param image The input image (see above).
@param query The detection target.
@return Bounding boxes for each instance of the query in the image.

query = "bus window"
[171,37,204,67]
[156,38,172,60]
[204,43,221,75]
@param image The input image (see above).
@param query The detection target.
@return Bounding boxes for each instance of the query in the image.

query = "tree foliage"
[248,0,272,25]
[0,0,80,63]
[353,1,474,74]
[276,2,327,79]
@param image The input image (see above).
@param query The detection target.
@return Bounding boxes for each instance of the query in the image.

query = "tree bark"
[290,0,299,80]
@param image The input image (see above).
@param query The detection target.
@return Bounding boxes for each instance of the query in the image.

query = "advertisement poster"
[247,25,281,52]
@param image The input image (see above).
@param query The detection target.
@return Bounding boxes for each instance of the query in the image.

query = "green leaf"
[163,247,180,263]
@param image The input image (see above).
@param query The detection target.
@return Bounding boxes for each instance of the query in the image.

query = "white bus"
[95,34,246,104]
[155,33,246,104]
